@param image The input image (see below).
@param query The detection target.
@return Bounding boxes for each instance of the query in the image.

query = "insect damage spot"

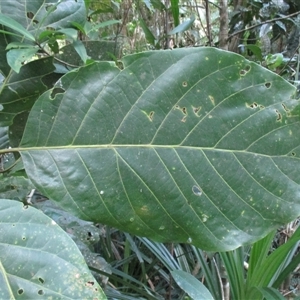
[265,82,271,88]
[27,12,34,19]
[192,185,202,196]
[175,105,188,122]
[38,290,44,295]
[26,12,39,25]
[239,65,251,76]
[182,81,188,87]
[86,281,95,287]
[192,105,201,117]
[246,102,258,109]
[148,111,154,121]
[244,65,251,72]
[50,87,65,100]
[141,110,154,122]
[38,277,45,284]
[281,103,290,113]
[209,95,215,106]
[275,109,282,121]
[18,289,24,295]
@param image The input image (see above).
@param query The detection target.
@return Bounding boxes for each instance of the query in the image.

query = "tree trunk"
[219,0,228,50]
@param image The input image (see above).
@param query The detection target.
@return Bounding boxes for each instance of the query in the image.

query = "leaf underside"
[19,48,300,251]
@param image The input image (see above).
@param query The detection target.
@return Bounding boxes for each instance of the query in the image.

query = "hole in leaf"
[192,185,202,196]
[291,152,296,156]
[240,69,246,76]
[275,109,282,121]
[181,107,187,115]
[27,12,34,19]
[87,231,92,240]
[281,103,289,112]
[18,289,24,295]
[50,88,65,100]
[148,111,154,121]
[265,82,271,88]
[33,19,39,25]
[116,61,124,70]
[192,105,201,116]
[38,289,44,295]
[86,281,95,286]
[249,102,258,109]
[182,81,188,87]
[244,65,251,72]
[38,277,45,284]
[22,236,26,240]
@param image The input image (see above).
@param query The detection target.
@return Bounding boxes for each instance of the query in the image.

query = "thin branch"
[227,10,300,41]
[208,0,221,10]
[205,0,212,46]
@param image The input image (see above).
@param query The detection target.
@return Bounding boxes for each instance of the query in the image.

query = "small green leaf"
[0,13,35,41]
[139,19,156,46]
[171,270,214,300]
[242,44,263,61]
[70,21,86,34]
[0,29,24,39]
[73,40,90,64]
[6,48,38,73]
[6,42,37,50]
[253,287,286,300]
[168,15,195,35]
[170,0,180,27]
[57,28,79,41]
[150,0,166,11]
[92,20,121,30]
[266,53,283,69]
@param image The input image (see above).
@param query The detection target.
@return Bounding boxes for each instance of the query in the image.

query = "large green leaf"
[16,47,300,251]
[0,199,106,299]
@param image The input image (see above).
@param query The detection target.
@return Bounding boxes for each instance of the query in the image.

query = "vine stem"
[227,10,300,41]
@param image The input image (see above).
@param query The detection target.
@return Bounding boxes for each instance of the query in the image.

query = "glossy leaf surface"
[19,48,300,251]
[0,199,106,299]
